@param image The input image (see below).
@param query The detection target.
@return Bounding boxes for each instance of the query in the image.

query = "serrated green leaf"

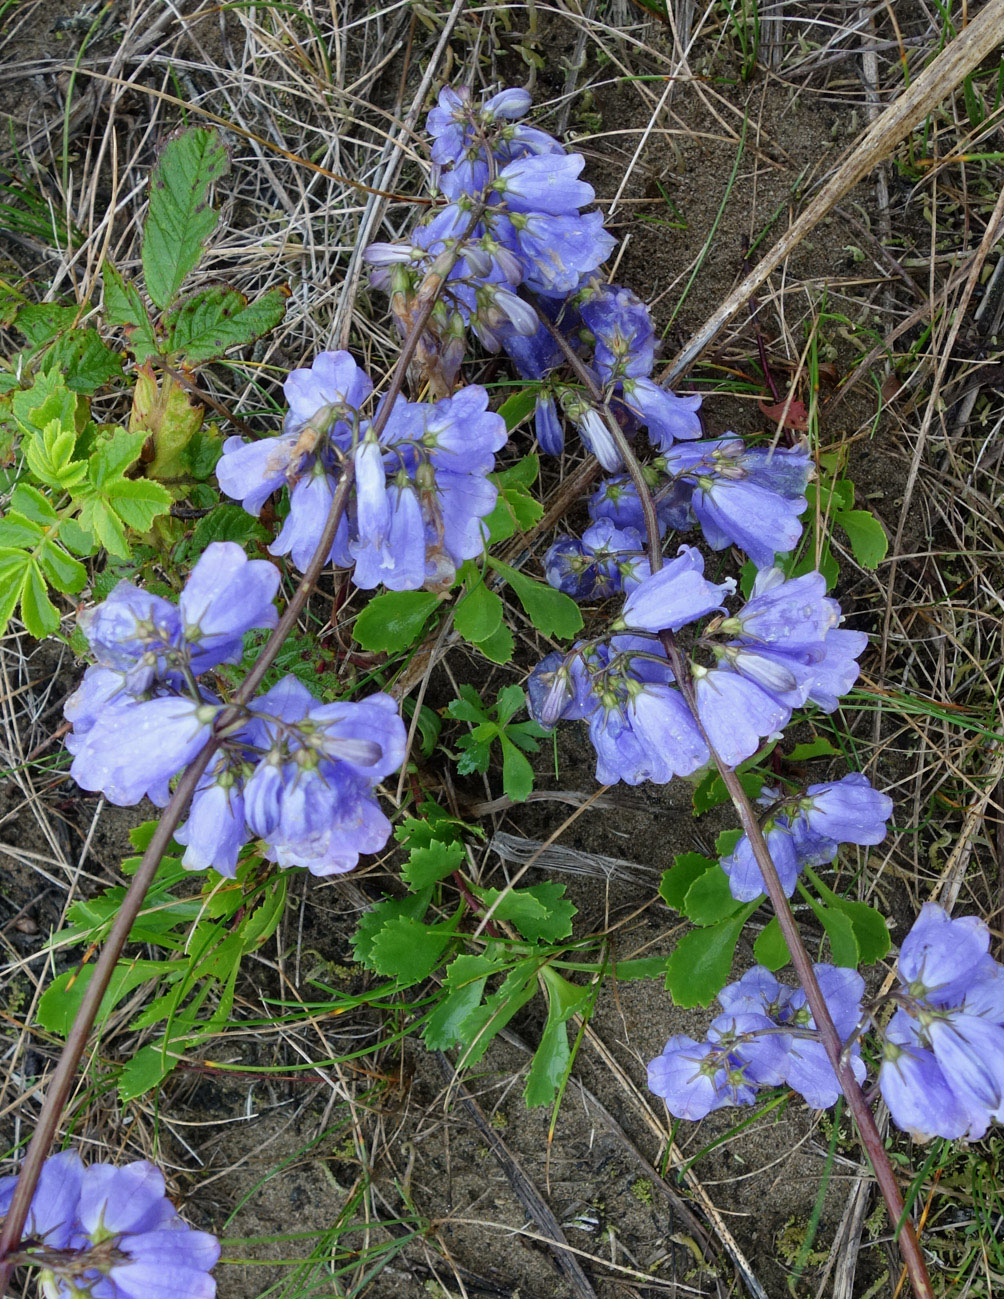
[494,685,526,725]
[166,286,287,363]
[103,262,158,361]
[693,766,763,815]
[715,827,743,858]
[74,427,172,557]
[402,838,465,889]
[476,881,576,943]
[455,572,503,643]
[368,916,456,983]
[484,454,543,543]
[142,128,229,309]
[350,888,433,967]
[0,551,27,633]
[45,329,123,393]
[753,916,790,970]
[11,482,58,525]
[353,590,441,653]
[487,557,583,639]
[659,853,716,911]
[11,371,79,436]
[665,912,751,1008]
[683,867,750,925]
[24,422,86,490]
[37,538,86,594]
[835,508,888,569]
[118,1038,187,1102]
[15,303,78,348]
[445,684,488,726]
[178,504,269,561]
[0,510,44,548]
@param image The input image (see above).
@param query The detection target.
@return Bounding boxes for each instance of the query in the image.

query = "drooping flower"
[544,520,649,601]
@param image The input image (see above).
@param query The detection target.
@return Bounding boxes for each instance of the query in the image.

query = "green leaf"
[498,386,540,431]
[456,961,538,1064]
[36,537,86,594]
[484,454,543,543]
[494,684,526,725]
[445,684,488,726]
[683,867,750,925]
[0,511,43,549]
[142,127,229,309]
[24,421,87,490]
[524,969,590,1108]
[45,329,123,393]
[487,558,583,639]
[715,827,743,858]
[402,838,465,889]
[476,881,576,943]
[665,911,751,1008]
[473,621,514,664]
[10,482,58,525]
[118,1038,187,1102]
[786,737,839,762]
[350,888,433,967]
[423,954,498,1051]
[353,590,441,653]
[835,508,888,569]
[368,916,456,984]
[38,959,171,1035]
[178,504,269,560]
[165,286,287,363]
[500,734,535,803]
[808,872,890,964]
[19,560,60,637]
[15,303,78,348]
[74,427,172,557]
[11,371,80,435]
[803,890,859,967]
[659,853,716,912]
[102,261,158,361]
[753,916,790,971]
[455,571,503,644]
[693,765,764,815]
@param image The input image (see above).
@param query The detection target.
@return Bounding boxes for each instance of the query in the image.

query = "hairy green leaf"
[142,127,229,309]
[166,286,287,363]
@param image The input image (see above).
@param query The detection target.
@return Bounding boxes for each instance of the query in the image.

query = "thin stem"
[0,234,467,1290]
[523,286,933,1299]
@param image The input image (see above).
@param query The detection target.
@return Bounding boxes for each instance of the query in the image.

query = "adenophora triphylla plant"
[5,83,993,1299]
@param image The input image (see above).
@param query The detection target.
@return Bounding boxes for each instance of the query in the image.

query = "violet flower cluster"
[720,773,894,902]
[650,904,1004,1143]
[879,904,1004,1141]
[363,85,703,473]
[648,964,867,1118]
[64,542,406,877]
[528,555,867,782]
[0,1149,219,1299]
[216,351,509,592]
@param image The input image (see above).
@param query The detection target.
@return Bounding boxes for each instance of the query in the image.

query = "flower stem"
[523,286,933,1299]
[0,238,468,1287]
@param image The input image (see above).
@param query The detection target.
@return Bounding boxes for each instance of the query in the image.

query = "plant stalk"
[525,287,933,1298]
[0,241,462,1291]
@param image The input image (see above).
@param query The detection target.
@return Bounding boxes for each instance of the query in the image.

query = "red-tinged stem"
[0,236,466,1292]
[524,288,933,1299]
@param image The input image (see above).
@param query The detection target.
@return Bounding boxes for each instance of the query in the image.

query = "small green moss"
[629,1177,653,1205]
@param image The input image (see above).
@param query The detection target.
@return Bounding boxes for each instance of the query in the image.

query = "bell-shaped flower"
[897,903,992,1005]
[78,583,181,686]
[719,821,802,901]
[718,966,796,1022]
[620,378,702,449]
[798,772,893,846]
[722,568,838,651]
[69,695,217,807]
[707,1012,790,1086]
[691,664,790,767]
[268,465,345,572]
[927,1014,1004,1123]
[879,1010,981,1140]
[618,545,734,633]
[179,542,279,672]
[216,431,304,516]
[283,349,372,446]
[648,1035,754,1120]
[494,153,594,215]
[804,627,869,711]
[690,475,805,568]
[175,756,249,877]
[506,210,615,294]
[0,1149,83,1249]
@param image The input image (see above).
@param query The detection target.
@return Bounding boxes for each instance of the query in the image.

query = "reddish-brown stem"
[524,288,932,1298]
[0,234,468,1291]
